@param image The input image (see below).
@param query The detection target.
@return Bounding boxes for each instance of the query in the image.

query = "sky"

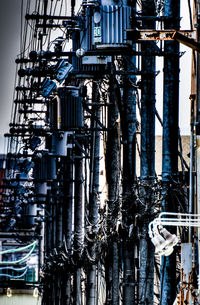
[0,0,193,153]
[0,0,21,151]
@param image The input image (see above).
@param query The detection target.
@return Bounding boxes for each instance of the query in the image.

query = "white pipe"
[148,213,200,237]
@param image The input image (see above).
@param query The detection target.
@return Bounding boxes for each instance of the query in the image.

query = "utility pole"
[52,131,68,305]
[193,0,200,298]
[160,0,180,303]
[138,1,156,304]
[87,81,100,305]
[121,57,137,305]
[105,67,120,305]
[74,144,83,305]
[63,153,74,305]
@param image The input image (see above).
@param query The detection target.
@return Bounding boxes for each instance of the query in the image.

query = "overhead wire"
[0,244,37,265]
[0,240,37,255]
[0,266,28,278]
[0,265,28,271]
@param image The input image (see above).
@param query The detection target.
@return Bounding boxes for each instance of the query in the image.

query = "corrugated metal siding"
[80,6,132,51]
[49,99,57,129]
[49,89,83,130]
[100,6,131,45]
[58,88,83,129]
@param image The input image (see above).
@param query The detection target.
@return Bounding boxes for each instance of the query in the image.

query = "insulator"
[29,51,38,61]
[151,226,176,256]
[29,136,41,151]
[159,227,179,247]
[151,234,167,252]
[55,60,73,83]
[41,78,57,97]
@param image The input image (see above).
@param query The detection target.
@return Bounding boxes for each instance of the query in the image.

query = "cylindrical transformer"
[57,87,83,130]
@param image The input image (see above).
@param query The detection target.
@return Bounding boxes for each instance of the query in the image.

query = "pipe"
[160,0,180,303]
[87,82,100,305]
[74,141,84,305]
[121,57,137,305]
[189,96,195,242]
[105,67,120,305]
[137,1,156,304]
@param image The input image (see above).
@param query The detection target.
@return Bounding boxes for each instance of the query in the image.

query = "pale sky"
[0,0,21,151]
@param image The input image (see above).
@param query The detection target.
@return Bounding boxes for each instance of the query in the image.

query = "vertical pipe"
[160,0,180,304]
[112,242,119,305]
[196,136,200,291]
[72,23,82,305]
[196,1,200,136]
[112,4,136,305]
[75,268,82,305]
[106,70,120,305]
[121,59,137,305]
[87,82,100,305]
[43,0,48,35]
[189,96,195,242]
[34,155,50,305]
[162,1,180,181]
[138,1,156,304]
[195,0,200,294]
[51,130,68,305]
[64,155,74,250]
[74,144,83,305]
[63,154,73,305]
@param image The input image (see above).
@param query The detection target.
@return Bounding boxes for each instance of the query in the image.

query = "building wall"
[0,294,41,305]
[136,135,190,177]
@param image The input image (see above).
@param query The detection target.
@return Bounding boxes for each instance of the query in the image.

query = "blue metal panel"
[58,87,83,129]
[80,6,132,51]
[99,6,131,45]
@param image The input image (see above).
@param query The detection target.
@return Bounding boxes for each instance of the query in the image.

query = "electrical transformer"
[49,87,83,130]
[79,5,132,64]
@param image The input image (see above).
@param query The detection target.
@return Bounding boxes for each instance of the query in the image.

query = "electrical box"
[57,87,83,129]
[80,5,132,52]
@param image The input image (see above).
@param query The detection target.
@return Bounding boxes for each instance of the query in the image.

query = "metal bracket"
[126,29,200,52]
[127,29,195,41]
